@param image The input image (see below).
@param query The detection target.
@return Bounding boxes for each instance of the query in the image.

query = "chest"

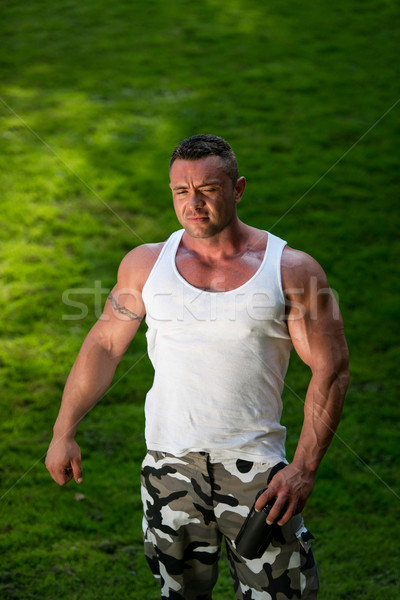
[175,249,266,292]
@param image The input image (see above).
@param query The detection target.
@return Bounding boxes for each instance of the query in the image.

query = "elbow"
[97,336,124,362]
[340,367,350,401]
[88,329,121,363]
[339,344,350,395]
[314,344,350,398]
[329,347,349,406]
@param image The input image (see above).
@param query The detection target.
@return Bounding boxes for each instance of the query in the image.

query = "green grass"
[1,0,399,598]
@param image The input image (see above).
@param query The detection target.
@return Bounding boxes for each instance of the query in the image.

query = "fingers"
[253,464,315,526]
[45,438,83,486]
[267,497,297,526]
[254,489,274,513]
[47,462,82,486]
[254,489,296,526]
[71,457,83,485]
[61,465,74,485]
[45,463,72,486]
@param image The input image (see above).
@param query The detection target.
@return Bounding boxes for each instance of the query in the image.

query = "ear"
[234,176,246,203]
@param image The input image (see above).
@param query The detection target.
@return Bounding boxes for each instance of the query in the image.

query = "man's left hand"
[254,463,316,526]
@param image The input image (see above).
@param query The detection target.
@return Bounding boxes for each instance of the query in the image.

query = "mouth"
[186,214,209,221]
[186,211,208,219]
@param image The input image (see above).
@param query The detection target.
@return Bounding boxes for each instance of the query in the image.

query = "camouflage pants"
[141,451,319,600]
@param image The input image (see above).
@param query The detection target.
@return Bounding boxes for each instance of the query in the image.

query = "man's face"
[169,156,245,239]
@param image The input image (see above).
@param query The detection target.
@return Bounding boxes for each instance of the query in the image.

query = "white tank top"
[141,229,292,462]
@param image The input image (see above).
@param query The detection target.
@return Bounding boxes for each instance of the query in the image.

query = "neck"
[181,220,250,259]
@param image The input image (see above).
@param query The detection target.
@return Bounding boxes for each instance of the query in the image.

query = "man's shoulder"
[118,242,166,290]
[122,242,165,267]
[281,246,328,290]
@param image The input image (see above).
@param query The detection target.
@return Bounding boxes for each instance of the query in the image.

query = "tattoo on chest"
[108,293,143,322]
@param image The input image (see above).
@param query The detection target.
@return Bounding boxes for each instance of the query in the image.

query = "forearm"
[53,337,121,440]
[292,366,349,474]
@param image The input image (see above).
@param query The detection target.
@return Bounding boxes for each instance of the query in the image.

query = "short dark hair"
[169,134,239,184]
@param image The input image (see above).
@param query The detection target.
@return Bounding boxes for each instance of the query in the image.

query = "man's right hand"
[45,437,83,486]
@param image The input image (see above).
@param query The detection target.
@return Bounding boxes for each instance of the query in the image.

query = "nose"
[188,191,205,209]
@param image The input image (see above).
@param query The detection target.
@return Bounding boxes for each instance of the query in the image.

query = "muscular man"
[46,134,349,599]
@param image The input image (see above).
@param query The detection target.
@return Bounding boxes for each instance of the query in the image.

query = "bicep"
[93,283,145,358]
[284,257,348,374]
[290,292,346,370]
[85,243,159,359]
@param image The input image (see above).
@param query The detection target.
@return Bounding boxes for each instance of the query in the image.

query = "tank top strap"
[257,232,287,301]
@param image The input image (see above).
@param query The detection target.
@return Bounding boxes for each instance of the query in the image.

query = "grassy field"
[1,0,399,598]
